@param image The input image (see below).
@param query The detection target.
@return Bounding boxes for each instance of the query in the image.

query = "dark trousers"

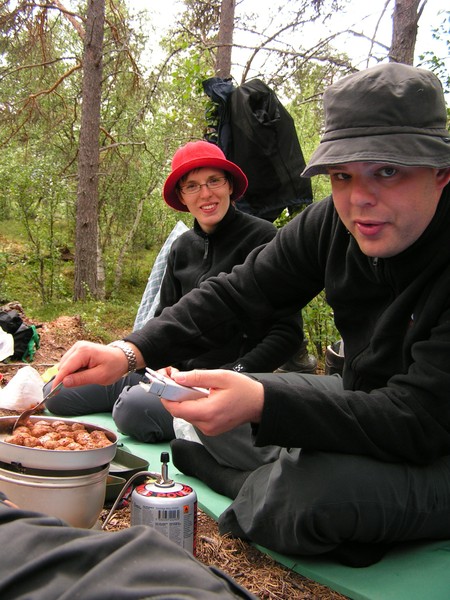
[217,373,450,556]
[0,501,255,599]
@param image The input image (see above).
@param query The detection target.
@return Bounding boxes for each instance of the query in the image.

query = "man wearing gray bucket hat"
[54,63,450,567]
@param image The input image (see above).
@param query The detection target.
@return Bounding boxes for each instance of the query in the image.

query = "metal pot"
[0,463,109,528]
[0,416,117,471]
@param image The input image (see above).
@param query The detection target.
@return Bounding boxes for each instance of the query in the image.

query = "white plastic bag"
[173,417,203,444]
[0,329,14,362]
[0,365,44,410]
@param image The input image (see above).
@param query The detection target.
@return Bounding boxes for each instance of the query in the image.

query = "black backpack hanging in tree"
[203,77,313,222]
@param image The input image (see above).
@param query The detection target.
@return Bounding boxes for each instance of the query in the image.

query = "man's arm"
[124,209,323,371]
[223,313,303,373]
[52,204,327,389]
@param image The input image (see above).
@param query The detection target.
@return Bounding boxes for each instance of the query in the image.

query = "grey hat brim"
[302,132,450,177]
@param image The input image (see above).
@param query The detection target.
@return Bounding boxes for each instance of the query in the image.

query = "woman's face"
[178,167,232,233]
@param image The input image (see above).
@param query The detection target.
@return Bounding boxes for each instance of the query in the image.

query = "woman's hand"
[157,366,179,378]
[51,341,142,389]
[161,369,264,436]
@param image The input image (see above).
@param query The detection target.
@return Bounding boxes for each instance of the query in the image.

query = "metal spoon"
[12,382,64,432]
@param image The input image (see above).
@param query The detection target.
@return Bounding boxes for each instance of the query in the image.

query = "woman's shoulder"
[169,227,198,252]
[233,209,277,236]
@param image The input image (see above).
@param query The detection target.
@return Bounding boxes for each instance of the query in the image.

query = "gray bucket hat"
[302,63,450,177]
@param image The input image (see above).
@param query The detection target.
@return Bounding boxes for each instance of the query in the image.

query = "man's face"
[329,163,450,258]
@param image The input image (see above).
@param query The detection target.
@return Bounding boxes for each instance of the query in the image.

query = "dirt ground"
[0,308,348,600]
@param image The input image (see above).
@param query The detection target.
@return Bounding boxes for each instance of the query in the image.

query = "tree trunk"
[74,0,105,300]
[215,0,235,78]
[390,0,424,64]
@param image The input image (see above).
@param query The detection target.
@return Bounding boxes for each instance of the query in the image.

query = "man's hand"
[51,341,140,389]
[161,369,264,436]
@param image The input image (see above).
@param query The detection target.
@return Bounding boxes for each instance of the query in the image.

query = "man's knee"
[221,450,396,555]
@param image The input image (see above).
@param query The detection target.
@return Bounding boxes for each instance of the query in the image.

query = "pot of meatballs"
[0,416,117,528]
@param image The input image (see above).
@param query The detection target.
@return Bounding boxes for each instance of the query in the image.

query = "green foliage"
[418,11,449,96]
[0,0,206,302]
[302,292,339,360]
[0,146,75,302]
[76,301,139,342]
[0,252,8,303]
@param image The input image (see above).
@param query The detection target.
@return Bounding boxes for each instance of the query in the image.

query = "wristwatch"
[108,340,138,373]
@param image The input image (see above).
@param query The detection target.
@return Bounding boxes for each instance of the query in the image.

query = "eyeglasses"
[179,176,228,195]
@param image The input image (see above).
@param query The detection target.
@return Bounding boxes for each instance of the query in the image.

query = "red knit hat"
[163,141,248,212]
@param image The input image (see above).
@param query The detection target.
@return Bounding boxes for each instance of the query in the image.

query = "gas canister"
[131,452,197,554]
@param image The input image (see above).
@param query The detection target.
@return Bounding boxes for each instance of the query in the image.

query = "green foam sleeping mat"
[63,412,450,600]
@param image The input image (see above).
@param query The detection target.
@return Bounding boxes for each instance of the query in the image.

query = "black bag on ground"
[0,310,40,362]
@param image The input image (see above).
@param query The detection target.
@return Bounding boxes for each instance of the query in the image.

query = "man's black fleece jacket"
[127,185,450,465]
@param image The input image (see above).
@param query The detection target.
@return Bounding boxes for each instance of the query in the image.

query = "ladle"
[12,382,64,431]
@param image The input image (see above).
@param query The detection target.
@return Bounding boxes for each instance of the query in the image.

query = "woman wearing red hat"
[46,141,306,460]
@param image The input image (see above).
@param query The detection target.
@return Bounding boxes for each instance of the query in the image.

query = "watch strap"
[108,340,138,373]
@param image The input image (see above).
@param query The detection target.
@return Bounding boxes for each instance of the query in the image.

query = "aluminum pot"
[0,463,109,528]
[0,416,117,470]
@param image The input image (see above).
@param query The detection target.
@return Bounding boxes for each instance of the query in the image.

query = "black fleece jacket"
[149,204,302,372]
[127,185,450,466]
